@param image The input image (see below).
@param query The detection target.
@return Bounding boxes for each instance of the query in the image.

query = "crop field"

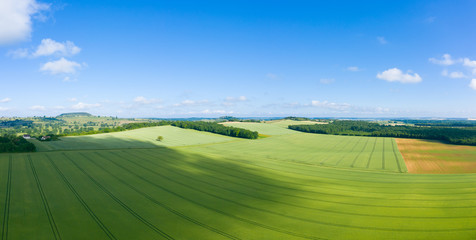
[32,126,237,152]
[222,120,323,136]
[1,121,475,239]
[396,138,476,174]
[212,122,406,172]
[1,147,476,239]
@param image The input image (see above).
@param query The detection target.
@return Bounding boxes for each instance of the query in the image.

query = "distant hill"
[57,112,93,117]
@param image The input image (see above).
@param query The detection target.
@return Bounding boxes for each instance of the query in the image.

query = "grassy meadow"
[1,120,475,239]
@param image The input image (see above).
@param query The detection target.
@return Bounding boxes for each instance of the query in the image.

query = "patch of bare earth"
[395,138,476,174]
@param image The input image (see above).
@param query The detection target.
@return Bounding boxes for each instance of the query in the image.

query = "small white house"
[23,134,31,139]
[40,136,51,141]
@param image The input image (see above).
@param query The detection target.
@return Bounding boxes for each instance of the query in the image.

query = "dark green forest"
[172,121,259,139]
[393,119,476,127]
[0,135,36,153]
[289,120,476,146]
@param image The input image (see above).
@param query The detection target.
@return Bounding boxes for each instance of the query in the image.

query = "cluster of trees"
[289,120,476,146]
[172,121,259,139]
[59,121,173,136]
[0,119,34,128]
[0,135,36,153]
[283,116,312,121]
[394,119,476,127]
[218,116,261,122]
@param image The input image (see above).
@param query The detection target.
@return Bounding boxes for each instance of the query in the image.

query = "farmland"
[1,121,475,239]
[396,138,476,174]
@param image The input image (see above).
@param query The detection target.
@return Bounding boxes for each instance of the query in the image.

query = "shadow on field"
[33,135,161,151]
[89,145,317,239]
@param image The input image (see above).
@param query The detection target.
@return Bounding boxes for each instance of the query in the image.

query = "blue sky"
[1,0,476,118]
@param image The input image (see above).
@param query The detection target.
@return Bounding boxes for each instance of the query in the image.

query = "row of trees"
[0,135,36,153]
[59,121,174,136]
[172,121,259,139]
[393,119,476,127]
[289,120,476,146]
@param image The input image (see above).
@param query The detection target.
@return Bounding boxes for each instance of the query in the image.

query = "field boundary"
[1,156,12,240]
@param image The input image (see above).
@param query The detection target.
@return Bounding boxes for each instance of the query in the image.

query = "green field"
[221,120,321,136]
[32,126,237,151]
[1,121,476,239]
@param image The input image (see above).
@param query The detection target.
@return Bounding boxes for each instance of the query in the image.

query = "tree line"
[59,121,174,136]
[289,120,476,146]
[393,119,476,127]
[0,135,36,153]
[172,121,259,139]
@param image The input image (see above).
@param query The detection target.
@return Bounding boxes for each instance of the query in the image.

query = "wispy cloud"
[6,48,29,58]
[71,102,101,110]
[347,66,360,72]
[266,73,278,80]
[377,68,422,83]
[311,100,351,111]
[133,96,160,105]
[173,99,209,107]
[0,98,12,103]
[30,105,46,111]
[442,69,466,79]
[225,96,247,102]
[223,96,247,106]
[425,16,436,23]
[377,36,387,45]
[320,78,335,84]
[429,54,457,66]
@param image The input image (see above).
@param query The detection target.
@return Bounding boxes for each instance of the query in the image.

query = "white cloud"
[266,73,278,80]
[463,58,476,69]
[68,98,77,102]
[470,79,476,91]
[32,38,81,57]
[377,68,422,83]
[347,66,360,72]
[429,54,456,66]
[311,100,351,111]
[320,78,335,84]
[30,105,46,111]
[173,99,208,107]
[200,109,229,114]
[71,102,101,110]
[225,96,247,102]
[377,36,387,45]
[40,57,82,75]
[133,96,159,104]
[0,107,9,111]
[0,98,12,103]
[0,0,49,45]
[442,70,466,79]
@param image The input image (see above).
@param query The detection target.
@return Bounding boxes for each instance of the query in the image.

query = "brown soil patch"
[396,138,476,174]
